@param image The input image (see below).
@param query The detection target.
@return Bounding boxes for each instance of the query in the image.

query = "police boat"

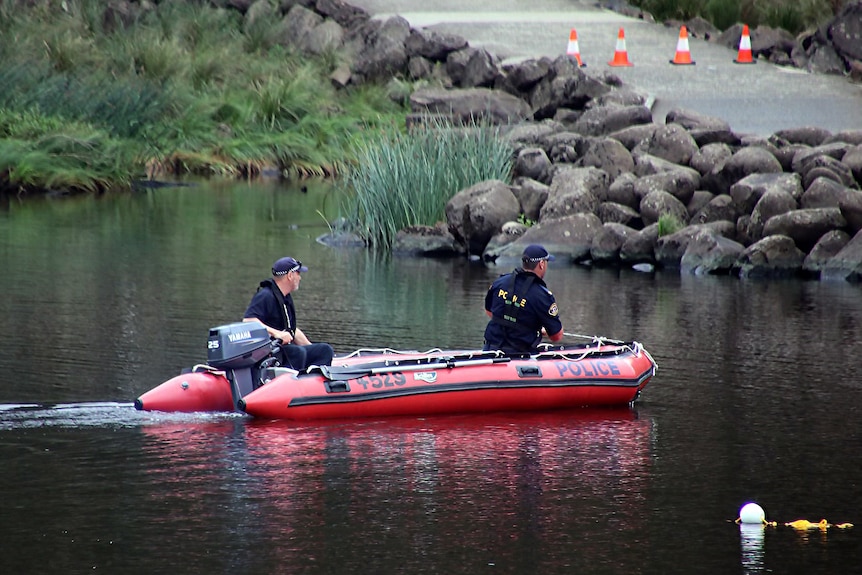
[134,322,657,421]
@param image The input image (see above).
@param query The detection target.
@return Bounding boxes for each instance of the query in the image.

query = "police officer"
[483,244,564,354]
[243,256,334,371]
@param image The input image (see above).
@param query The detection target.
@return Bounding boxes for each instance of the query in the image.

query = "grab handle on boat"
[321,356,511,381]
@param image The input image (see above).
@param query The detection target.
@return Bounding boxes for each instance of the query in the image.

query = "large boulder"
[540,166,609,220]
[822,228,862,281]
[680,230,745,275]
[392,223,463,257]
[350,16,411,83]
[577,137,634,182]
[405,28,468,61]
[573,105,653,137]
[633,123,699,166]
[591,222,636,264]
[620,223,660,264]
[705,146,783,194]
[729,172,803,214]
[445,179,521,255]
[410,87,532,125]
[639,190,689,227]
[762,207,847,253]
[484,213,604,263]
[803,230,851,276]
[732,235,806,278]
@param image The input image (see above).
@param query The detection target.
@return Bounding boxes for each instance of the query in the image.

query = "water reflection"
[138,409,653,573]
[739,524,765,574]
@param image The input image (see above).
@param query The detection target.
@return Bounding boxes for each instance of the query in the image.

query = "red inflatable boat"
[135,322,657,421]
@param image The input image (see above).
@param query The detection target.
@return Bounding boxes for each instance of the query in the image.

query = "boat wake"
[0,401,243,431]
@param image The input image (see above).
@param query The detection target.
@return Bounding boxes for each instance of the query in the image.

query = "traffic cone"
[608,27,633,67]
[670,25,695,65]
[734,24,756,64]
[566,28,585,67]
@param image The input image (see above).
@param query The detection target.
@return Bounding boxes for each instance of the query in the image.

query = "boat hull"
[239,346,656,421]
[135,342,657,420]
[134,371,234,413]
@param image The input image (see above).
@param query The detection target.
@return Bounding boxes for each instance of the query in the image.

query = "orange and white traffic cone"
[566,28,585,67]
[734,24,756,64]
[608,27,633,67]
[670,25,695,65]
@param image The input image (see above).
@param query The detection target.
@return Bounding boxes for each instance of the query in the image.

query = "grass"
[630,0,841,34]
[0,0,406,194]
[343,118,514,250]
[657,213,685,236]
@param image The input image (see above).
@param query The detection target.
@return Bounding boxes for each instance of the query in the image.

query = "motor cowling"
[207,322,274,369]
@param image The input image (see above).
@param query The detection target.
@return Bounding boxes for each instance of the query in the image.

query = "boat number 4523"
[353,373,408,389]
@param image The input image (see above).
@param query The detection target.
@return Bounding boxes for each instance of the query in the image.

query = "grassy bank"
[629,0,845,34]
[0,0,405,195]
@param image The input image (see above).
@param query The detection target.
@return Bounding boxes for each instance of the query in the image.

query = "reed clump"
[343,118,514,250]
[0,0,404,194]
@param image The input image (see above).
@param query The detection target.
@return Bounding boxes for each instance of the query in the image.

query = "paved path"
[350,0,862,136]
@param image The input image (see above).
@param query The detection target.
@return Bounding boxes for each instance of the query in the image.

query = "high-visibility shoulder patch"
[549,303,559,317]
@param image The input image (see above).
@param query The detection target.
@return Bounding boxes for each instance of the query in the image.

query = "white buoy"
[739,502,766,524]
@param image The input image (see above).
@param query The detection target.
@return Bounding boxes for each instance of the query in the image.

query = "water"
[1,180,861,574]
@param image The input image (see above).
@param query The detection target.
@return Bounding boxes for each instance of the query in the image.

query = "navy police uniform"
[483,267,562,354]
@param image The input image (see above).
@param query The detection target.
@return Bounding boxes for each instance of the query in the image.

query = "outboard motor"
[207,322,276,407]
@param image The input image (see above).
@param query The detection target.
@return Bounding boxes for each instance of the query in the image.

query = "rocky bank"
[105,0,862,280]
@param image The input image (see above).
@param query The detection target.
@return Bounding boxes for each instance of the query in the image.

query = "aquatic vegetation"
[343,118,514,250]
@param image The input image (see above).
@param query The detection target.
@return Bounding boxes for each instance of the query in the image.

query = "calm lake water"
[1,180,861,574]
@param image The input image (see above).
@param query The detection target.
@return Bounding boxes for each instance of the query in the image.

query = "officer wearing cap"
[243,256,334,371]
[483,244,564,354]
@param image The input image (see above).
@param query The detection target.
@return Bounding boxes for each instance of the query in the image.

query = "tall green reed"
[344,118,514,250]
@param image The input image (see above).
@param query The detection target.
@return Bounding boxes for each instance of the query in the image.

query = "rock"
[393,223,463,256]
[830,2,862,62]
[528,57,612,120]
[445,179,521,255]
[749,189,798,240]
[773,126,832,147]
[706,146,783,194]
[405,28,468,61]
[730,172,803,214]
[762,207,847,253]
[608,124,660,151]
[577,137,634,182]
[591,222,636,264]
[350,16,410,83]
[680,230,745,275]
[606,172,639,209]
[540,166,608,220]
[409,86,532,126]
[484,213,604,263]
[821,229,862,281]
[691,194,738,225]
[636,123,699,166]
[632,168,700,206]
[513,147,552,182]
[620,223,660,264]
[733,235,806,278]
[639,190,689,227]
[573,104,653,137]
[597,202,642,228]
[803,230,851,276]
[511,178,550,222]
[801,176,849,209]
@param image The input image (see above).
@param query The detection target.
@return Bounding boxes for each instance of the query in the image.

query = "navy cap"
[522,244,555,262]
[272,257,308,275]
